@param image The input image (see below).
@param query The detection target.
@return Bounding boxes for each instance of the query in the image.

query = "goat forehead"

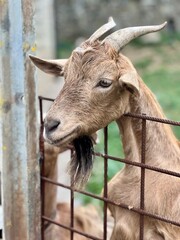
[65,51,117,83]
[81,46,114,65]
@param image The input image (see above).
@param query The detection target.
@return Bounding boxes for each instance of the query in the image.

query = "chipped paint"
[5,221,12,228]
[0,41,4,48]
[23,42,30,51]
[31,43,37,52]
[0,0,5,4]
[23,42,37,52]
[2,145,6,151]
[0,98,4,107]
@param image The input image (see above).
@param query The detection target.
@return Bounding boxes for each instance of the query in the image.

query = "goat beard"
[67,135,94,189]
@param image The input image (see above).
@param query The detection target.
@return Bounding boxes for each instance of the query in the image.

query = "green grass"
[135,57,152,70]
[143,70,180,116]
[57,41,75,58]
[142,69,180,138]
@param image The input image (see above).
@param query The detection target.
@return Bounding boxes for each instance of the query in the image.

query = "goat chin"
[67,135,94,189]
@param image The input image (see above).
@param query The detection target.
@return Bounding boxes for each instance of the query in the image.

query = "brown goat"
[30,18,180,239]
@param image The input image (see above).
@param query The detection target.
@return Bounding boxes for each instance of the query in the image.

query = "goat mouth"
[45,127,80,147]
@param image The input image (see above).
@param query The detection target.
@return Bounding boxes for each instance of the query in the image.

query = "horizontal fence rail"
[39,96,180,240]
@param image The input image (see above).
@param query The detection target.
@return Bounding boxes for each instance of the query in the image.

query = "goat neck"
[116,70,180,170]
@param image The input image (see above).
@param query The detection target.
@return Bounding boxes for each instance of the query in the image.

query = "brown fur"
[33,39,180,239]
[45,200,113,240]
[46,203,104,240]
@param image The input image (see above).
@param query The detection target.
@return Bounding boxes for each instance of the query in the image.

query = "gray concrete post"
[0,0,41,239]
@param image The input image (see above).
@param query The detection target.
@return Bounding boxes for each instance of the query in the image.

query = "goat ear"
[29,55,67,76]
[119,72,140,95]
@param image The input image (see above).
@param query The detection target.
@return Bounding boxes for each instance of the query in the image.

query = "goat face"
[45,46,134,146]
[30,19,166,148]
[30,19,166,187]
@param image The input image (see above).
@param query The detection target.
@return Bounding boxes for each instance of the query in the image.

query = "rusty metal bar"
[42,216,103,240]
[124,112,180,126]
[39,97,180,239]
[37,97,180,127]
[103,127,108,240]
[70,150,74,240]
[139,117,147,240]
[38,96,180,126]
[38,96,54,102]
[70,186,74,240]
[39,97,44,125]
[1,1,41,239]
[94,152,180,179]
[39,97,45,240]
[41,176,180,228]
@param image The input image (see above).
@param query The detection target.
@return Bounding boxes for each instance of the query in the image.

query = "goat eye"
[97,79,112,88]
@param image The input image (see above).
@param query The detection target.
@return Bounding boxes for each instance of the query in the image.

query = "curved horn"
[104,22,167,52]
[88,17,116,43]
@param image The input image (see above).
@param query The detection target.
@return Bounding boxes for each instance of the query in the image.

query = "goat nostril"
[45,119,60,134]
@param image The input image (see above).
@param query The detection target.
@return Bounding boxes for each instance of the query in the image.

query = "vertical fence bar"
[139,117,147,240]
[0,1,41,239]
[70,150,74,240]
[39,97,45,240]
[103,127,108,240]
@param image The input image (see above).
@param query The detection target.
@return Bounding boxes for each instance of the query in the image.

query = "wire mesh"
[39,96,180,240]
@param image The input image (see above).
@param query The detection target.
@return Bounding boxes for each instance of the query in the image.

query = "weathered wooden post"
[0,0,41,239]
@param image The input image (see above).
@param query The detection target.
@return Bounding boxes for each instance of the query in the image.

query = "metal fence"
[39,96,180,240]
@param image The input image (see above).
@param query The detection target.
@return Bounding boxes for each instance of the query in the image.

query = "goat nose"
[45,119,60,134]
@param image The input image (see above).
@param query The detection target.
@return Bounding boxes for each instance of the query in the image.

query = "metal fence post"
[0,0,41,239]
